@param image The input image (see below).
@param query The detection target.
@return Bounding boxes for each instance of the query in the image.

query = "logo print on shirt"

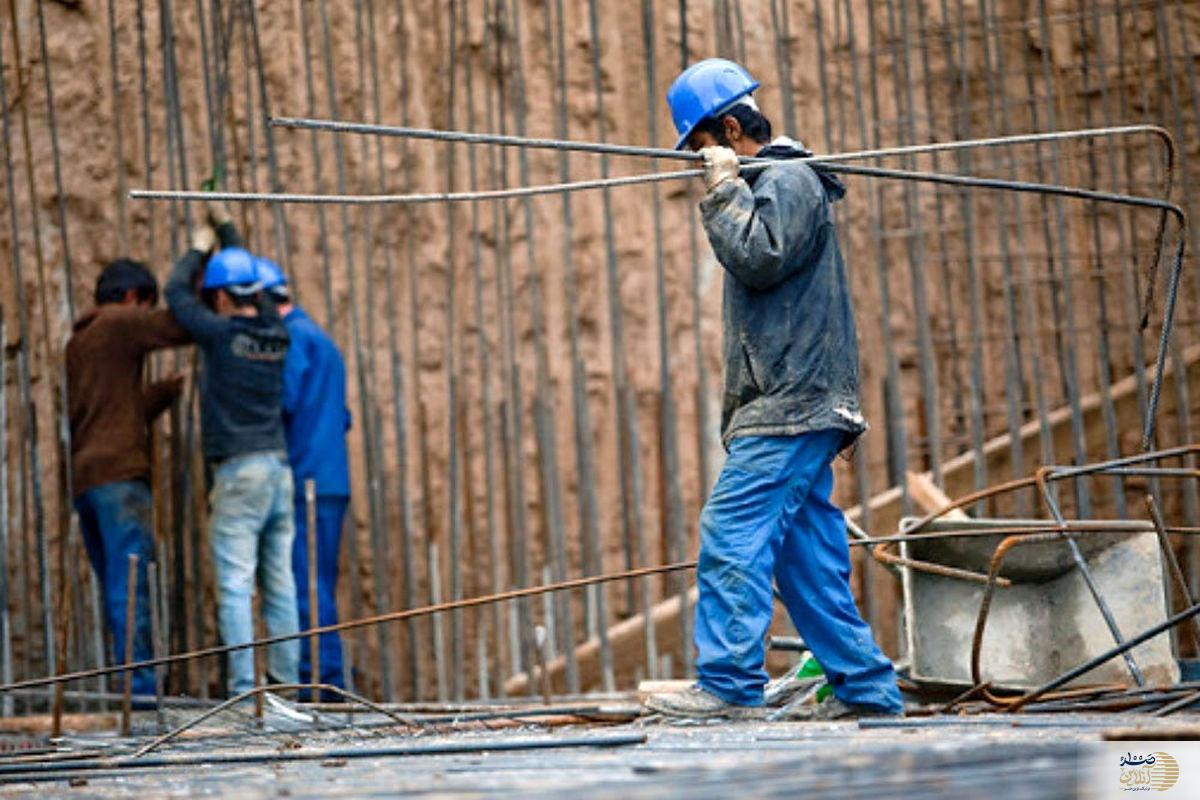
[231,332,287,362]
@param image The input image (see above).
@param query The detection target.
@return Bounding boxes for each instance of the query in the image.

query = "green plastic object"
[795,653,833,701]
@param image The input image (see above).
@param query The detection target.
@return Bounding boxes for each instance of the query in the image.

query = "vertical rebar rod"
[348,0,399,699]
[547,0,612,692]
[954,0,989,503]
[972,0,1029,514]
[587,0,654,682]
[678,0,712,545]
[293,0,335,330]
[441,0,467,702]
[33,0,75,321]
[363,0,415,700]
[1100,1,1150,495]
[1149,0,1199,526]
[506,0,577,695]
[770,0,798,138]
[835,0,876,627]
[0,21,55,683]
[489,0,534,681]
[464,0,505,698]
[1071,0,1126,518]
[306,479,319,697]
[929,0,987,502]
[107,0,129,251]
[641,0,690,679]
[884,0,940,484]
[147,561,164,730]
[390,0,423,700]
[243,0,293,280]
[863,0,911,520]
[0,311,9,718]
[1026,0,1090,515]
[135,0,156,260]
[121,554,138,736]
[313,0,394,700]
[981,0,1056,494]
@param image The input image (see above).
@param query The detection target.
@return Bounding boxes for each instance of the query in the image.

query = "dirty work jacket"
[281,306,351,499]
[699,137,866,451]
[67,304,191,496]
[165,224,289,464]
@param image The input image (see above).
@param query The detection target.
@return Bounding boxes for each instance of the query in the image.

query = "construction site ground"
[2,702,1198,798]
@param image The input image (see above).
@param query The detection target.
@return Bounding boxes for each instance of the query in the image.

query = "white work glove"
[191,223,217,254]
[699,145,740,192]
[205,198,233,227]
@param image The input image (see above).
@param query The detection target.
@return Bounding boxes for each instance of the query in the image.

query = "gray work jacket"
[699,137,866,451]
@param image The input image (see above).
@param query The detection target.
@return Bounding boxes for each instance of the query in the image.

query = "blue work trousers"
[694,431,902,712]
[74,479,156,697]
[292,496,347,690]
[209,452,300,696]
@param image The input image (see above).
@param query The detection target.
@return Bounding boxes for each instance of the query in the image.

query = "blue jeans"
[209,452,300,696]
[694,431,903,713]
[292,496,347,691]
[74,479,156,697]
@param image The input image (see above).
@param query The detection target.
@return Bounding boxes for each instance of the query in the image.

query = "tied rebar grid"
[3,0,1200,715]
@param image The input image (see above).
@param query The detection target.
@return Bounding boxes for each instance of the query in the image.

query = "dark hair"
[692,103,772,147]
[201,287,259,310]
[94,258,159,305]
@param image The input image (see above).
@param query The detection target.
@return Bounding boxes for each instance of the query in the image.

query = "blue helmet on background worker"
[666,58,759,150]
[255,256,289,302]
[202,247,261,296]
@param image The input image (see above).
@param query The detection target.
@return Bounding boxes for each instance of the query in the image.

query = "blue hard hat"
[255,256,287,290]
[202,247,261,295]
[666,58,760,150]
[254,256,289,300]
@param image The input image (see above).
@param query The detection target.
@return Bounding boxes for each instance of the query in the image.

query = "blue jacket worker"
[67,259,191,703]
[256,257,352,696]
[645,59,903,721]
[165,200,300,697]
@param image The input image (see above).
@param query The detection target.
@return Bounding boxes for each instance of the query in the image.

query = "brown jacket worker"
[67,260,190,701]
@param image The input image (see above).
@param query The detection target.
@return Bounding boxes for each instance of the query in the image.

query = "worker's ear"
[723,114,743,146]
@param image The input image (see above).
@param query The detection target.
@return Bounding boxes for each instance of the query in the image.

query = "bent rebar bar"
[268,118,1172,175]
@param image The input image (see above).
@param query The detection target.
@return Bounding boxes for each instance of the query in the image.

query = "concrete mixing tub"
[900,518,1180,689]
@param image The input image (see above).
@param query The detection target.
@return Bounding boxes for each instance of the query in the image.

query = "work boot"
[773,695,902,722]
[643,685,765,720]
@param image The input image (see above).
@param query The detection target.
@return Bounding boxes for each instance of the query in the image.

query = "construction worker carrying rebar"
[165,200,300,698]
[67,259,191,704]
[255,257,352,699]
[645,58,903,721]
